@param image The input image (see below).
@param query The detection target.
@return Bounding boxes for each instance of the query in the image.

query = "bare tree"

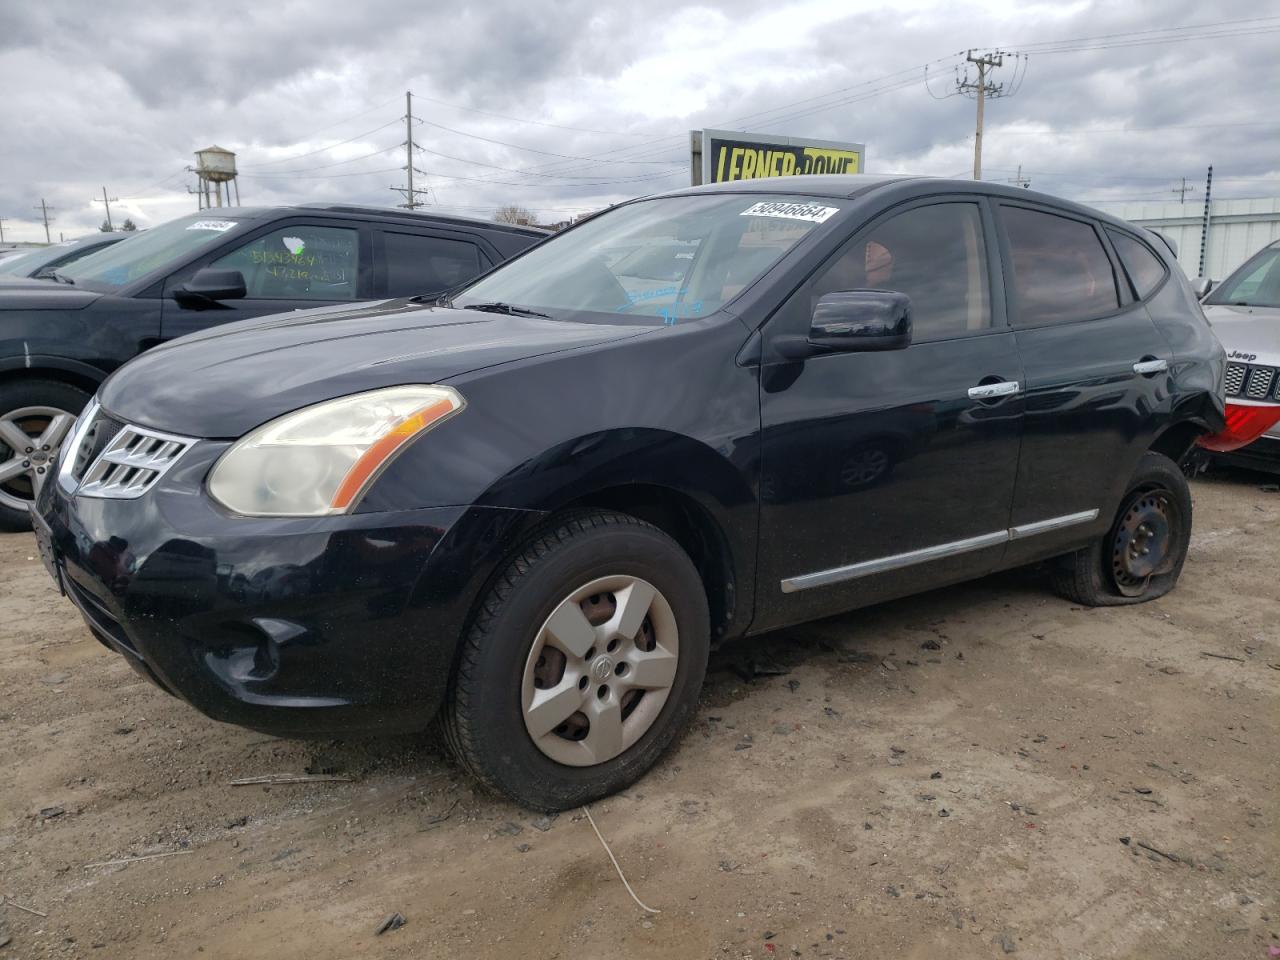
[494,205,535,226]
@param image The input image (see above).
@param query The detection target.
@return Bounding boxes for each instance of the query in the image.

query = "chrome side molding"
[780,508,1100,594]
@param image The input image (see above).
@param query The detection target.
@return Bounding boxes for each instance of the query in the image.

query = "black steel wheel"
[1051,451,1193,607]
[1109,486,1181,597]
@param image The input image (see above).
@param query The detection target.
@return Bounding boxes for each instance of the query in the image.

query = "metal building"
[1091,197,1280,282]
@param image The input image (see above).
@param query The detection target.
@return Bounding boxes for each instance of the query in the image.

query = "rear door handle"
[1133,358,1168,375]
[968,381,1021,400]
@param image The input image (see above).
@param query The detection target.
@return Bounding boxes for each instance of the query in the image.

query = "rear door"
[160,219,373,340]
[754,197,1025,631]
[995,201,1174,565]
[374,228,495,299]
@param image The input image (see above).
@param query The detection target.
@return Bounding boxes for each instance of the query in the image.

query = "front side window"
[58,214,251,291]
[383,232,481,297]
[210,225,359,300]
[454,194,839,324]
[774,202,991,341]
[1107,229,1167,299]
[1002,206,1120,326]
[1206,245,1280,308]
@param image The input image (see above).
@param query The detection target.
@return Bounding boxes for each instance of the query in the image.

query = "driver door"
[754,198,1025,631]
[161,221,372,341]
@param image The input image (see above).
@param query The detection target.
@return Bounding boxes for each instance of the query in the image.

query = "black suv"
[34,176,1226,811]
[0,205,545,528]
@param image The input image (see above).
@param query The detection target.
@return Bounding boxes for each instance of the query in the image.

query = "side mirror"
[776,290,912,359]
[1191,277,1214,299]
[174,268,247,307]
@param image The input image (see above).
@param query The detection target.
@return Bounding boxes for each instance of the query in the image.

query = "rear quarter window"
[1107,229,1168,300]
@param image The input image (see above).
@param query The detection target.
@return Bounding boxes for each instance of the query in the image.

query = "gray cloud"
[1,0,1276,241]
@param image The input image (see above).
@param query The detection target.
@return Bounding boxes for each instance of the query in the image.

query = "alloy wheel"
[521,575,679,767]
[0,406,76,512]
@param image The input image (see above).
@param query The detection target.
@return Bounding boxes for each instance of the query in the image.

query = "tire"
[0,379,91,532]
[1051,451,1192,606]
[441,510,710,811]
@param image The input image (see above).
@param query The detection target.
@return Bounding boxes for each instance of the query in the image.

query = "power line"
[408,93,652,138]
[956,49,1022,180]
[1009,15,1280,51]
[239,118,403,168]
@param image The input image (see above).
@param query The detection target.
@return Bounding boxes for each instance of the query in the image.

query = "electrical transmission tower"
[956,49,1023,180]
[390,90,431,209]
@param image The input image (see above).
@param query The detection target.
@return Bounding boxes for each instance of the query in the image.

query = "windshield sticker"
[282,236,306,256]
[186,220,236,232]
[741,201,839,224]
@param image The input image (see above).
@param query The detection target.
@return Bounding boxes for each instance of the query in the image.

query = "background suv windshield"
[1206,244,1280,308]
[59,214,248,291]
[454,194,841,323]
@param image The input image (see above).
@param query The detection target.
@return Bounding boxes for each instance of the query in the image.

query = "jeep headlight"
[207,385,464,517]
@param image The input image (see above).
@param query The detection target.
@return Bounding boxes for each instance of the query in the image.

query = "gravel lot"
[1,470,1277,960]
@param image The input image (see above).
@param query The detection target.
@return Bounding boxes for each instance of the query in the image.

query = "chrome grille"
[1224,363,1247,396]
[77,422,194,499]
[1247,366,1276,400]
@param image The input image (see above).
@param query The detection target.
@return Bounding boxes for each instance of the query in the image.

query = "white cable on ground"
[581,804,661,914]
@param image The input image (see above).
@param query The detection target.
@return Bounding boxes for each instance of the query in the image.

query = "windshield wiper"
[462,301,551,319]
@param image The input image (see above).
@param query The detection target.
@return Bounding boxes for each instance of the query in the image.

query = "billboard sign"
[692,129,865,185]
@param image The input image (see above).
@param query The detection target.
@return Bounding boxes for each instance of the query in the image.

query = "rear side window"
[1107,229,1167,299]
[1002,206,1120,326]
[383,232,482,297]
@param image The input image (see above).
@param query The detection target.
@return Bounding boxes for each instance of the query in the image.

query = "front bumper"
[34,440,541,736]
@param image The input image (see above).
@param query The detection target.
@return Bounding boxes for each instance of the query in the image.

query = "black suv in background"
[0,205,545,527]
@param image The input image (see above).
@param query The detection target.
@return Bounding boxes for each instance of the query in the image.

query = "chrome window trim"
[780,509,1100,594]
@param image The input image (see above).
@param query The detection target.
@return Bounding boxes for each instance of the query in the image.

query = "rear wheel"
[0,380,90,531]
[442,510,709,811]
[1051,451,1192,606]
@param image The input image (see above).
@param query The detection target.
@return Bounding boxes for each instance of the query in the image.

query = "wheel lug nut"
[22,460,30,468]
[36,467,45,474]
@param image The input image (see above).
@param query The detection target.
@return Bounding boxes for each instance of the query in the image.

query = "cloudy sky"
[2,0,1278,241]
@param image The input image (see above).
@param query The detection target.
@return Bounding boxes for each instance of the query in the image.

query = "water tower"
[192,145,240,209]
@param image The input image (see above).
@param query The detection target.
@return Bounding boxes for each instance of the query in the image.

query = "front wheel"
[0,380,90,531]
[441,510,710,811]
[1051,451,1192,606]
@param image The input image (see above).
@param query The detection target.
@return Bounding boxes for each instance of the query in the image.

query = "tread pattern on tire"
[440,509,667,794]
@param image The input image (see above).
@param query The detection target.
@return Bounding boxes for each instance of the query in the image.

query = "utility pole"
[1198,165,1213,279]
[34,200,54,243]
[1006,165,1031,189]
[1172,177,1196,203]
[957,50,1019,180]
[0,217,7,243]
[93,186,119,230]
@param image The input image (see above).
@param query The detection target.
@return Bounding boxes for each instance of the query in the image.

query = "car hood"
[99,298,653,437]
[1202,303,1280,365]
[0,280,104,309]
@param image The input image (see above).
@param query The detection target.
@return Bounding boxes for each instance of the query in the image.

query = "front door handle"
[1133,358,1168,375]
[968,381,1021,400]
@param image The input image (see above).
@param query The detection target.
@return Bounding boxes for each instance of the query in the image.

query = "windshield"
[0,240,87,277]
[453,194,842,323]
[59,214,249,291]
[1206,244,1280,308]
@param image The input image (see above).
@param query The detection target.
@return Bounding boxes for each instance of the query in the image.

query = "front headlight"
[207,385,464,517]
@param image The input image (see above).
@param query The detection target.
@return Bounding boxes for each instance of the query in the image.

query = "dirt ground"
[1,470,1277,960]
